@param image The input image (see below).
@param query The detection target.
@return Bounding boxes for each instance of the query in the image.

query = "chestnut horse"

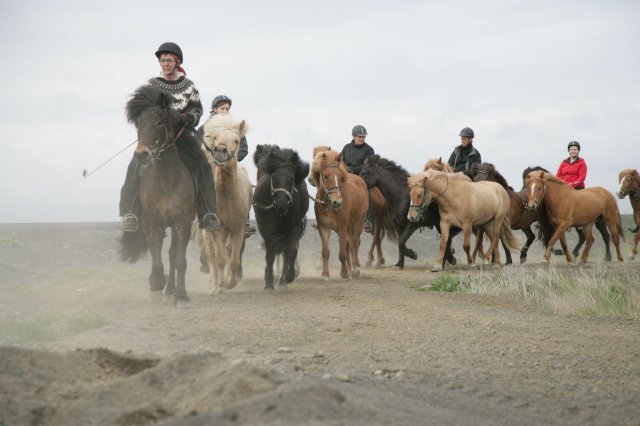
[525,171,624,264]
[313,150,369,280]
[409,169,520,272]
[617,168,640,259]
[200,114,252,294]
[308,146,395,268]
[120,85,195,304]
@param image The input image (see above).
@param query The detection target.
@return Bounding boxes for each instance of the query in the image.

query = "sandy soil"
[1,221,639,425]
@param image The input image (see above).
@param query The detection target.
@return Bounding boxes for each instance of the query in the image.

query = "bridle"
[253,175,297,210]
[408,185,430,218]
[318,165,343,205]
[139,108,188,162]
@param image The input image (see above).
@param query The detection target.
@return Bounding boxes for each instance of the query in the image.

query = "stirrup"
[201,213,221,231]
[121,213,138,233]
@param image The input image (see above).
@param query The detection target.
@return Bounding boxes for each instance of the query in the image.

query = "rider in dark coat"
[341,125,375,233]
[120,42,220,232]
[447,127,481,177]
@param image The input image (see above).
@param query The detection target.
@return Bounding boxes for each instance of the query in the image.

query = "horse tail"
[617,219,626,242]
[500,217,522,251]
[382,211,398,243]
[120,228,148,263]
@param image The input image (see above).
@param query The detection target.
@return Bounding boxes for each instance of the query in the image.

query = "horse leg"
[319,225,331,280]
[264,243,276,290]
[472,227,484,265]
[375,228,385,267]
[543,225,571,263]
[502,237,512,265]
[147,228,166,294]
[351,227,362,279]
[631,232,640,261]
[572,227,585,258]
[485,221,502,266]
[557,232,573,264]
[519,227,535,264]
[173,224,191,303]
[203,231,219,295]
[226,232,245,290]
[396,223,418,270]
[432,223,450,272]
[338,228,350,279]
[462,225,474,265]
[445,228,459,266]
[366,226,375,267]
[168,231,177,294]
[595,216,611,261]
[281,239,298,284]
[579,224,595,264]
[607,216,624,262]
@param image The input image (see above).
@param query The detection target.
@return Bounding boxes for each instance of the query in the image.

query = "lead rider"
[119,42,220,232]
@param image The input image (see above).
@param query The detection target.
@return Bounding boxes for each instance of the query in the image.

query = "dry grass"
[425,265,640,319]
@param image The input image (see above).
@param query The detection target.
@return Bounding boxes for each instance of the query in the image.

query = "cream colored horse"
[201,114,252,294]
[410,169,520,272]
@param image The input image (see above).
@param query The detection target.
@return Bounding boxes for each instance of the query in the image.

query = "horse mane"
[262,147,310,185]
[311,150,348,177]
[471,162,513,191]
[407,173,426,188]
[424,169,471,182]
[125,85,176,124]
[423,157,453,173]
[372,155,410,178]
[203,114,248,140]
[619,168,639,184]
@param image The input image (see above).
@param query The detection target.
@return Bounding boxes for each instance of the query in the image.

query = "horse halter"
[408,186,430,218]
[253,176,297,210]
[319,165,343,204]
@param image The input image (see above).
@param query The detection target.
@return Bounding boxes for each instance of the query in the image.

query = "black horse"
[359,155,459,269]
[253,145,310,289]
[522,166,612,261]
[120,85,196,304]
[470,162,538,264]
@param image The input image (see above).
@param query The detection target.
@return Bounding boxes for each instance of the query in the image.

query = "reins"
[253,176,298,210]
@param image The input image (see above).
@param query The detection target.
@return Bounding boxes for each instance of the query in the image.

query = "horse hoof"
[604,254,612,262]
[340,271,350,279]
[365,259,373,267]
[209,288,221,296]
[519,257,527,264]
[264,285,275,291]
[552,249,564,256]
[351,269,360,279]
[393,264,404,270]
[447,256,457,266]
[406,249,418,260]
[431,264,442,273]
[321,275,329,282]
[225,281,238,290]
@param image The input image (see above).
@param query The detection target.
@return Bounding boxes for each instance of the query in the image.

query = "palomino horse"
[120,85,195,304]
[522,166,611,261]
[409,169,520,272]
[470,163,539,264]
[253,145,309,289]
[313,150,369,280]
[525,171,624,264]
[617,168,640,259]
[308,146,395,268]
[200,114,252,294]
[359,155,459,269]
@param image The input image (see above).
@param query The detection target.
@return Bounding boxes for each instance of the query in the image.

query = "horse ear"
[336,153,342,163]
[237,120,247,136]
[437,157,442,164]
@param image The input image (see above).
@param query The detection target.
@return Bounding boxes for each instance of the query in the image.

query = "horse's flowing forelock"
[126,85,172,124]
[204,114,248,140]
[407,173,426,187]
[263,148,309,183]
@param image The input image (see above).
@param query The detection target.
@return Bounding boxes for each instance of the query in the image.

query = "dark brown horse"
[470,163,539,264]
[617,168,640,259]
[525,171,624,264]
[120,85,196,304]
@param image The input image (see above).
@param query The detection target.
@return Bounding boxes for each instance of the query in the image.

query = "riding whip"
[82,139,137,178]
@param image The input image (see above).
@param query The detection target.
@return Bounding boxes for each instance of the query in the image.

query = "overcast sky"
[1,0,638,223]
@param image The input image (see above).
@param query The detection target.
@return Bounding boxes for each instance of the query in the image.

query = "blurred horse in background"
[617,168,640,259]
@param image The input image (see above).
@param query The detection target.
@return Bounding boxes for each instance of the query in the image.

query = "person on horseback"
[447,127,481,177]
[341,124,374,233]
[197,95,255,236]
[120,42,220,232]
[556,141,587,189]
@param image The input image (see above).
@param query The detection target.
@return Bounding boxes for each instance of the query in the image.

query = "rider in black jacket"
[447,127,481,177]
[341,125,375,233]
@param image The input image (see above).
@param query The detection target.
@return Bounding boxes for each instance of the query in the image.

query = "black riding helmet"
[567,140,581,151]
[212,95,232,110]
[459,127,474,138]
[155,42,183,64]
[352,125,368,136]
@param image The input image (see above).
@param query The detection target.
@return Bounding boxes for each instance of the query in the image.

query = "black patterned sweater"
[148,76,203,128]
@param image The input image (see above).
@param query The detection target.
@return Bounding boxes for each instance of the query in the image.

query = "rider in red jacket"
[556,141,586,189]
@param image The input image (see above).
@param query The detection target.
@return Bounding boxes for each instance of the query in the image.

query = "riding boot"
[119,157,142,232]
[363,190,373,233]
[196,165,221,231]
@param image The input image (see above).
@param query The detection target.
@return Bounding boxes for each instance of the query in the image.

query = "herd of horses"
[120,85,639,303]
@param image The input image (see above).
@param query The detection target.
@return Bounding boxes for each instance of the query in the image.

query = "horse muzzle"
[134,148,152,166]
[331,199,343,210]
[616,191,627,199]
[525,201,538,212]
